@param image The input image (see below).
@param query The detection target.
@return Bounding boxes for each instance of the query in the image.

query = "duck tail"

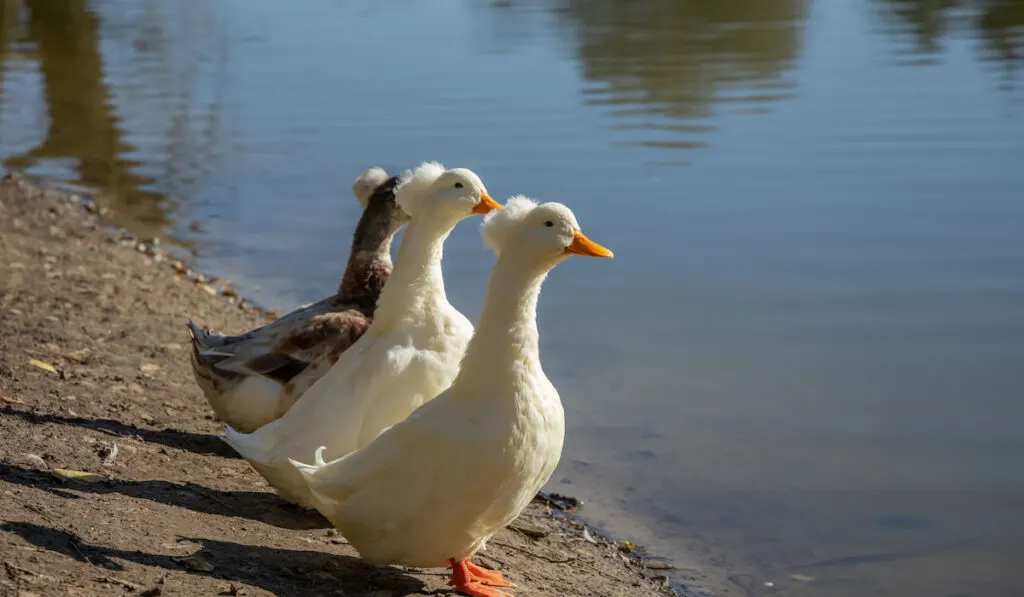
[288,446,329,482]
[186,321,224,382]
[289,458,320,485]
[222,422,280,465]
[186,320,209,348]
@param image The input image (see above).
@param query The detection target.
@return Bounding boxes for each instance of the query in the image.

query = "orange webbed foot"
[448,558,515,596]
[463,560,515,588]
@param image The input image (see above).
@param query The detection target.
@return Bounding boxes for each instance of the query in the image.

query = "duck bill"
[473,193,503,214]
[566,230,614,258]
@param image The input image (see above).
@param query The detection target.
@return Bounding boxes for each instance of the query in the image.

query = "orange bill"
[566,230,613,258]
[472,192,503,214]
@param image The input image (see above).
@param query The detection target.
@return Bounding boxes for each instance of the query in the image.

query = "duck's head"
[481,196,613,269]
[352,167,412,235]
[394,162,502,223]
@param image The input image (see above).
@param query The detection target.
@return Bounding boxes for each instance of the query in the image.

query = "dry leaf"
[199,284,217,296]
[27,359,58,374]
[221,288,238,298]
[52,469,106,483]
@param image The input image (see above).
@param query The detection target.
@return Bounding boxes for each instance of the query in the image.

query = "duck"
[290,196,613,597]
[223,162,502,506]
[186,167,410,433]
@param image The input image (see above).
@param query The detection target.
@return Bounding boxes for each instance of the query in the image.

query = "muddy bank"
[0,175,677,597]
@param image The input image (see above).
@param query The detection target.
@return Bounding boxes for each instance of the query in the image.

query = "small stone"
[175,553,214,572]
[67,348,92,363]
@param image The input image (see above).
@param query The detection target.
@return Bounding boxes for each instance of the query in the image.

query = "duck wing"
[190,296,372,385]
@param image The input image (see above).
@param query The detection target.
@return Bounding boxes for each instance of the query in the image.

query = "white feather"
[352,167,389,208]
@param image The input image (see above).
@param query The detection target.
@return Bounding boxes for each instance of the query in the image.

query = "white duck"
[290,197,613,597]
[223,162,501,507]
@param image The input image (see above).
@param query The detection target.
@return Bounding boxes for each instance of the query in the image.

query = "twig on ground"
[96,575,141,591]
[508,524,547,540]
[21,502,94,565]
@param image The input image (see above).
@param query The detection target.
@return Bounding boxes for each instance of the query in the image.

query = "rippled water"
[2,1,1023,595]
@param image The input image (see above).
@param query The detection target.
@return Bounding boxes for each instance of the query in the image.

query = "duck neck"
[335,206,399,308]
[335,243,394,308]
[456,255,552,388]
[372,211,456,322]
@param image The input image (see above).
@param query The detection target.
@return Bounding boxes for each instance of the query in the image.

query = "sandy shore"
[0,175,677,597]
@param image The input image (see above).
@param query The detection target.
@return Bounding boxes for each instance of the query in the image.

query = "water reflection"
[0,0,230,240]
[875,0,1024,80]
[552,0,809,152]
[0,0,166,231]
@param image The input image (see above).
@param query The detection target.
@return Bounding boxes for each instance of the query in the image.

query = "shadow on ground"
[1,405,240,458]
[0,464,329,531]
[2,521,425,597]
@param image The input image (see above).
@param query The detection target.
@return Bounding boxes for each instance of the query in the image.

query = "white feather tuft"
[351,167,389,209]
[394,161,446,217]
[480,195,538,255]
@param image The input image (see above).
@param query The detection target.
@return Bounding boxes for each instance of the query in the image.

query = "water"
[2,0,1023,595]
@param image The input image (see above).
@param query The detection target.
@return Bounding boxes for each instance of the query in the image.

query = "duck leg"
[448,558,515,596]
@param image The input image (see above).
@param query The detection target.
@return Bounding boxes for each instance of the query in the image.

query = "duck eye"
[544,221,554,227]
[454,182,463,189]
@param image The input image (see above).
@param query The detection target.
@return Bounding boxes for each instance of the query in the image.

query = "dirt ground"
[0,176,676,597]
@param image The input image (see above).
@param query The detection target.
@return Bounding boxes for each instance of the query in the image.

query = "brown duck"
[187,167,410,433]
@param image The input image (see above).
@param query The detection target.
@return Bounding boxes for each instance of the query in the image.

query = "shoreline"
[0,174,680,597]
